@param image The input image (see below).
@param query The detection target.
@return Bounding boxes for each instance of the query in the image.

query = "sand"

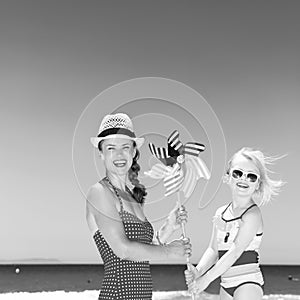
[0,291,300,300]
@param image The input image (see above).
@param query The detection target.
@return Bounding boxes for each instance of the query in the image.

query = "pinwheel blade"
[144,163,173,179]
[181,161,198,198]
[148,142,177,166]
[188,156,211,180]
[167,130,184,154]
[163,165,184,197]
[183,142,205,157]
[195,156,211,179]
[149,142,169,159]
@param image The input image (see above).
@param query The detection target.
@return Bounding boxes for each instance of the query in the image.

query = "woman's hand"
[155,202,188,245]
[165,237,192,259]
[184,263,200,286]
[166,202,188,232]
[187,274,210,295]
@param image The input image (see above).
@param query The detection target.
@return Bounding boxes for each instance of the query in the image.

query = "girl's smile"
[228,155,260,200]
[236,182,250,189]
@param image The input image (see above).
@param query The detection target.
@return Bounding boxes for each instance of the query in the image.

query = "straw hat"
[90,113,144,149]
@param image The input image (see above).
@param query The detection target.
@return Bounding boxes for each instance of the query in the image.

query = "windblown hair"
[226,147,285,206]
[98,141,147,205]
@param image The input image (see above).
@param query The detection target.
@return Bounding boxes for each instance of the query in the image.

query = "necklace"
[105,176,133,200]
[221,203,233,243]
[105,176,122,198]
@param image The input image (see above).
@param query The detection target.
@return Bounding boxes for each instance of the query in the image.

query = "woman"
[86,113,192,300]
[185,147,284,300]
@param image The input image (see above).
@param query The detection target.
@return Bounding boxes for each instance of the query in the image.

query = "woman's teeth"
[113,160,127,167]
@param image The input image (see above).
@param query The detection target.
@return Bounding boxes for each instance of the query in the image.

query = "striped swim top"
[213,203,264,288]
[214,203,263,252]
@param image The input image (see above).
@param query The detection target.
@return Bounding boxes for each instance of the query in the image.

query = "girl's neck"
[232,195,254,210]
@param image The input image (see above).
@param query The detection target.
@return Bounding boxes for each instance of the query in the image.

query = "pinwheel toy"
[145,130,211,299]
[145,130,210,198]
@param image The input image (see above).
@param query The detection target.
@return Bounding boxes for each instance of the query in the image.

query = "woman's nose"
[116,148,124,156]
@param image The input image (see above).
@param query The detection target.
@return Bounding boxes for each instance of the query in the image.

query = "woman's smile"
[113,159,127,168]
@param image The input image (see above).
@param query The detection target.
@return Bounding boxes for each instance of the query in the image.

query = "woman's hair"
[128,146,147,205]
[98,140,147,205]
[226,147,285,206]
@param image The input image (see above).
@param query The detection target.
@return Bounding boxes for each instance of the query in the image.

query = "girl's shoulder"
[212,204,231,226]
[214,203,230,216]
[241,203,262,221]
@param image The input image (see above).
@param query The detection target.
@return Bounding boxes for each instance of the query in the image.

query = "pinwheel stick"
[176,193,189,262]
[176,194,196,300]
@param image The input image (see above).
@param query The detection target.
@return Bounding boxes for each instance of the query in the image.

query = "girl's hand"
[165,237,192,259]
[167,202,188,232]
[184,263,200,286]
[188,275,210,295]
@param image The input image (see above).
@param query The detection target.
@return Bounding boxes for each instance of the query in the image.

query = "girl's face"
[228,154,260,198]
[101,138,136,177]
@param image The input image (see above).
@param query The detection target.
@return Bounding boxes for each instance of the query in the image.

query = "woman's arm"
[86,183,190,262]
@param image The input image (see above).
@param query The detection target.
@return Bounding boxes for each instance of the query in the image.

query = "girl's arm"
[184,220,218,286]
[86,183,190,262]
[199,206,262,284]
[195,223,218,276]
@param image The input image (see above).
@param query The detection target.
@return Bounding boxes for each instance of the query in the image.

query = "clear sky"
[0,0,299,265]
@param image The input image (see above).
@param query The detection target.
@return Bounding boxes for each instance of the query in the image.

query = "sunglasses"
[230,168,260,183]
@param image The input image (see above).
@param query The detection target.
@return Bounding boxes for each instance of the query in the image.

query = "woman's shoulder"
[86,180,117,210]
[87,181,105,196]
[88,177,113,194]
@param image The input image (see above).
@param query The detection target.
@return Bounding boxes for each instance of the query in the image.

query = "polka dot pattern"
[93,210,154,299]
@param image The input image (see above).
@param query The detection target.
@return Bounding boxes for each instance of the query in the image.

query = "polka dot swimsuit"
[93,178,154,299]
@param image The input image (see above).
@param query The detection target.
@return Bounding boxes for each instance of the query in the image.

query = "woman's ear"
[99,152,104,160]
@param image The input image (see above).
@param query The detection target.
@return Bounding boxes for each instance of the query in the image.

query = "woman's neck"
[106,172,127,191]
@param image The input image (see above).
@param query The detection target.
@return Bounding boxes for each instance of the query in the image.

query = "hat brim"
[90,134,144,149]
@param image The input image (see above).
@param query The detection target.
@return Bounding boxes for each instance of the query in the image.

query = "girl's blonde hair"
[226,147,285,205]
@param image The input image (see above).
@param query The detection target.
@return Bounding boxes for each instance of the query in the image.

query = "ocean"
[0,264,299,299]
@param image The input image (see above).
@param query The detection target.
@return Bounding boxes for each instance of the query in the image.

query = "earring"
[223,174,229,184]
[256,182,261,191]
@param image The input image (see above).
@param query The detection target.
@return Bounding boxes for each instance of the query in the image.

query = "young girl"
[185,147,284,300]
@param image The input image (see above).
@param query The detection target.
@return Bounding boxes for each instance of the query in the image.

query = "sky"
[0,0,299,265]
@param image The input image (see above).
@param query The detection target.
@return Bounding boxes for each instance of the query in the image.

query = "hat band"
[97,128,136,138]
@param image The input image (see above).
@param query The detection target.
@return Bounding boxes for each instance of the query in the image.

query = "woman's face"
[101,138,136,177]
[228,154,260,198]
